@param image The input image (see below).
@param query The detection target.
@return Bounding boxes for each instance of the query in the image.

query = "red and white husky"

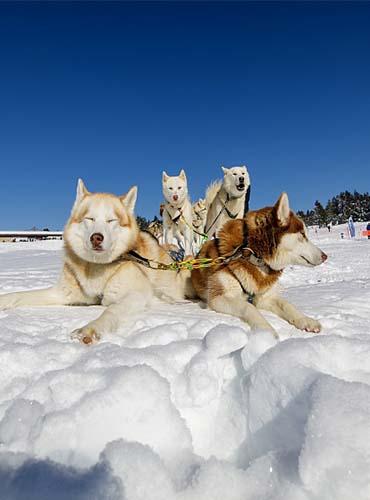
[192,193,327,339]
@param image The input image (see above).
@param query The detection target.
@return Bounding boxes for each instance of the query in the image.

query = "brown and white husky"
[0,180,192,344]
[192,193,327,338]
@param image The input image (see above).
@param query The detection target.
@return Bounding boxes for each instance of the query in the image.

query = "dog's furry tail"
[205,180,222,208]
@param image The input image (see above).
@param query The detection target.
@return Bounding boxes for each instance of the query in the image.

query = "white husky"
[205,165,250,238]
[0,180,192,344]
[162,169,193,255]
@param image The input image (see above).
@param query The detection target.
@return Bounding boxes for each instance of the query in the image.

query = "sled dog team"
[162,165,250,254]
[0,167,327,345]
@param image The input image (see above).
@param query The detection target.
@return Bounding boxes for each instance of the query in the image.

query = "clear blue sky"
[1,1,369,230]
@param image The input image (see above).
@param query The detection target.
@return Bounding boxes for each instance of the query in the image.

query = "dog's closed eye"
[107,219,118,223]
[84,217,95,222]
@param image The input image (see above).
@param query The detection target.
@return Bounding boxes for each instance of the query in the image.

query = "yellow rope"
[125,240,247,272]
[152,255,228,271]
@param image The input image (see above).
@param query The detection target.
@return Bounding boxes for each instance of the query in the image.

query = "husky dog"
[192,198,207,250]
[162,169,193,255]
[205,165,250,238]
[0,180,192,344]
[192,193,327,338]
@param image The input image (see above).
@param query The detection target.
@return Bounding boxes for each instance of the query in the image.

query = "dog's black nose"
[239,177,245,183]
[90,233,104,247]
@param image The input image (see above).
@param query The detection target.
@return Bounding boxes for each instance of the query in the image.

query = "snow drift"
[0,226,370,500]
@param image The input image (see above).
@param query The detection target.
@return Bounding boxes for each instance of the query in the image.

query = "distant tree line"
[136,190,370,231]
[136,216,150,230]
[297,190,370,227]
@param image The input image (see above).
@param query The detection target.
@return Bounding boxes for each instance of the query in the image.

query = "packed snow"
[0,224,369,500]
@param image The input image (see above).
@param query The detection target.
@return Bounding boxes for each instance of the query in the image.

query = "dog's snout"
[90,233,104,247]
[239,177,245,183]
[321,252,328,262]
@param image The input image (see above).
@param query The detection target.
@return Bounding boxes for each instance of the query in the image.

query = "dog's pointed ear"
[275,192,290,226]
[162,171,169,182]
[179,169,187,181]
[75,178,89,205]
[121,186,138,213]
[221,166,229,175]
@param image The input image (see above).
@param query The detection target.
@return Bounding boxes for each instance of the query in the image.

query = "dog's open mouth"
[236,184,245,192]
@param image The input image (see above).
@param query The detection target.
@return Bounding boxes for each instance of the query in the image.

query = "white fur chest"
[206,192,245,236]
[73,263,118,299]
[163,201,192,229]
[162,198,194,254]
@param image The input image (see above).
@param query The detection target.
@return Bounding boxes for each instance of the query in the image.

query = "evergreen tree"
[136,216,150,230]
[313,200,327,226]
[298,190,370,226]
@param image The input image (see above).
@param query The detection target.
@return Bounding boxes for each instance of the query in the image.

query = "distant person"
[348,216,355,238]
[367,222,370,240]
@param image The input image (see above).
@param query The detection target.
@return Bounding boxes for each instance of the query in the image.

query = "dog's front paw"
[295,316,321,334]
[71,325,101,345]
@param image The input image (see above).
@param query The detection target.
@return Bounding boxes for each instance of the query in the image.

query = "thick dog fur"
[192,193,327,338]
[162,170,193,255]
[192,198,207,250]
[205,165,250,238]
[0,180,192,344]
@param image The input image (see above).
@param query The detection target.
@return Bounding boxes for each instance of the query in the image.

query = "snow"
[0,225,369,499]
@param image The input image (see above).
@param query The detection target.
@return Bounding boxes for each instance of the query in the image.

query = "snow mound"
[0,234,370,499]
[300,376,370,500]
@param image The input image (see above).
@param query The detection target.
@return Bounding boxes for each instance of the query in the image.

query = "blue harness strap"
[169,247,185,262]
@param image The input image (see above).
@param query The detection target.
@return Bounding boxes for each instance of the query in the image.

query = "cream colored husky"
[0,180,192,344]
[205,165,250,238]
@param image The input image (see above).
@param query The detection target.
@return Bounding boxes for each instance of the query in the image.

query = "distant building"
[0,231,63,242]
